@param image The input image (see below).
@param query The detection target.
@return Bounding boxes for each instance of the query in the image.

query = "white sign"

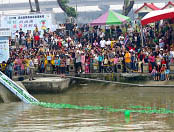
[1,13,53,38]
[0,28,11,37]
[0,37,9,63]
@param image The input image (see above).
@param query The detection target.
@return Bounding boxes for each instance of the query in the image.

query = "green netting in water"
[32,102,174,114]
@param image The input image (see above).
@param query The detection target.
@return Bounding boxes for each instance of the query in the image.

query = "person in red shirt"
[148,53,156,69]
[161,58,166,65]
[34,32,40,47]
[160,65,166,81]
[77,31,82,42]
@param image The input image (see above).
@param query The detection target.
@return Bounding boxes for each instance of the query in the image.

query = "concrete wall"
[0,83,20,103]
[22,78,71,93]
[0,81,27,103]
[0,76,70,103]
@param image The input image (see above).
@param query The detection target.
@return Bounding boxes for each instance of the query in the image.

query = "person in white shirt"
[119,34,124,45]
[76,42,82,48]
[15,30,19,38]
[170,48,174,58]
[106,38,111,48]
[100,38,106,48]
[99,30,105,39]
[127,25,133,36]
[66,56,71,74]
[29,57,35,81]
[34,56,39,72]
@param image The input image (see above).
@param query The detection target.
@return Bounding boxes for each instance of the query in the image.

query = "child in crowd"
[160,65,166,81]
[165,68,170,80]
[55,56,60,74]
[151,67,157,81]
[66,56,70,74]
[40,61,45,73]
[156,64,161,81]
[21,61,25,75]
[85,60,90,73]
[138,59,142,73]
[113,55,119,73]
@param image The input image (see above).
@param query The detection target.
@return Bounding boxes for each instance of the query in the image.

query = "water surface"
[1,83,174,132]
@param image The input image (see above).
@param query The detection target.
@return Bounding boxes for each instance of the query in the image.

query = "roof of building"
[161,1,174,10]
[135,3,160,14]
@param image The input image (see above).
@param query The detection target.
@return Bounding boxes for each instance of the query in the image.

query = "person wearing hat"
[0,61,7,74]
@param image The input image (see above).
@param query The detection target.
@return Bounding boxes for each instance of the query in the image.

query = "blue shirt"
[55,59,60,66]
[98,55,103,62]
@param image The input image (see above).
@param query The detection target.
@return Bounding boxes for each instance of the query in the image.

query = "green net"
[32,102,174,114]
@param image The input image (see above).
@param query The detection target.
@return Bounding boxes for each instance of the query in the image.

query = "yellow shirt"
[25,59,29,67]
[1,64,6,71]
[51,55,55,65]
[44,56,48,66]
[111,40,116,49]
[125,52,131,63]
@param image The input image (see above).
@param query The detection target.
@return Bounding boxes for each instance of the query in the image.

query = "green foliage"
[66,7,77,18]
[57,0,77,18]
[123,0,134,16]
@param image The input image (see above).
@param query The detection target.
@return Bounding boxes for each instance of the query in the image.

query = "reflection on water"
[1,83,174,131]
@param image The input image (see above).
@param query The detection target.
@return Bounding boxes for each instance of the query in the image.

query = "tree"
[29,0,35,12]
[35,0,40,12]
[123,0,134,16]
[57,0,77,18]
[28,0,40,12]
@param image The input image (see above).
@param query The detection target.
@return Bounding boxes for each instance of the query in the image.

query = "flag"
[123,35,129,45]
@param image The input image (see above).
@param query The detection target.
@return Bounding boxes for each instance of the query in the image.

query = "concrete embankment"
[35,73,174,87]
[0,76,70,103]
[0,81,25,103]
[22,77,70,93]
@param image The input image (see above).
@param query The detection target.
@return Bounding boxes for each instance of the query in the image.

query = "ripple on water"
[1,84,174,131]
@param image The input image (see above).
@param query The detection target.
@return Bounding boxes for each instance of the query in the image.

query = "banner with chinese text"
[0,37,9,63]
[1,13,53,38]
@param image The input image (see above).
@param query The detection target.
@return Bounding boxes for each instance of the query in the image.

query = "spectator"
[29,57,35,81]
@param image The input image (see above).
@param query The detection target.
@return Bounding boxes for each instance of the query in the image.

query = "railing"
[0,71,39,104]
[12,62,174,75]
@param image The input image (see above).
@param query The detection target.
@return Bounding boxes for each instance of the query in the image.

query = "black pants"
[75,62,81,73]
[98,61,102,73]
[60,67,65,74]
[66,65,69,73]
[114,64,117,73]
[141,63,143,73]
[56,66,60,74]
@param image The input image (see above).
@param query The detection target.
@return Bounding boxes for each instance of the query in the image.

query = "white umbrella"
[141,8,174,26]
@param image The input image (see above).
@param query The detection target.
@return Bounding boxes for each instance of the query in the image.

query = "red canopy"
[141,8,174,25]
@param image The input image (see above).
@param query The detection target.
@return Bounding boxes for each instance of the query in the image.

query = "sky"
[0,0,172,4]
[0,0,52,4]
[0,0,171,15]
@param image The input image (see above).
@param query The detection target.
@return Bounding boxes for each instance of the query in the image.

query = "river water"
[1,83,174,132]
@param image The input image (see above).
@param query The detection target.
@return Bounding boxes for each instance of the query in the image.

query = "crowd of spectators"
[0,20,174,81]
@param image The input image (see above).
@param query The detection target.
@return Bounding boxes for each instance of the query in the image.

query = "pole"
[75,0,78,24]
[140,24,144,47]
